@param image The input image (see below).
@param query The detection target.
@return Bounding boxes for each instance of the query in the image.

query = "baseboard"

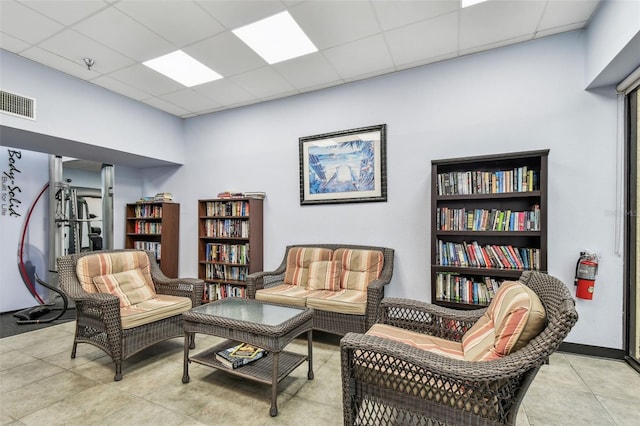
[559,342,626,359]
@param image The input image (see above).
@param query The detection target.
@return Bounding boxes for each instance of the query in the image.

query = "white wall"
[143,31,624,349]
[0,50,185,167]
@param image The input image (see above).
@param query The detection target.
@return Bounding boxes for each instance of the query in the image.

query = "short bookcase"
[125,201,179,278]
[198,198,263,302]
[431,150,548,309]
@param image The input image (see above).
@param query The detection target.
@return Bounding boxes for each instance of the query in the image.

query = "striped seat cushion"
[462,281,546,361]
[76,251,153,294]
[366,323,464,359]
[333,248,384,291]
[255,283,315,307]
[306,289,368,315]
[283,247,333,286]
[120,294,192,329]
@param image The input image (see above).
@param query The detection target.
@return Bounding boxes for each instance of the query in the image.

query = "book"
[215,343,267,369]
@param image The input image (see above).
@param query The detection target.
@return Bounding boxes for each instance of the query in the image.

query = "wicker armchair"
[246,244,394,335]
[57,249,204,381]
[340,270,578,425]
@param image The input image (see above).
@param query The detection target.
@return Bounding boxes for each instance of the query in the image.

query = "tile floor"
[1,322,639,425]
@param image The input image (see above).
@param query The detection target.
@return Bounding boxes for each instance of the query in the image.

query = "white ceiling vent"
[0,90,36,120]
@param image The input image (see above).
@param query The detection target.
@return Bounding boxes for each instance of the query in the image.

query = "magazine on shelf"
[215,343,267,369]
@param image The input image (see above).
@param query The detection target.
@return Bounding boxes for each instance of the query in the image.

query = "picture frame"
[299,124,387,205]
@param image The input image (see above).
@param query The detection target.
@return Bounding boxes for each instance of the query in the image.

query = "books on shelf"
[436,240,540,270]
[215,343,267,369]
[217,191,266,199]
[435,273,502,305]
[436,205,540,231]
[436,167,538,195]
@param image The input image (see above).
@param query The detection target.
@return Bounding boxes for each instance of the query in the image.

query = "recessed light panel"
[461,0,489,7]
[143,50,222,87]
[233,11,318,64]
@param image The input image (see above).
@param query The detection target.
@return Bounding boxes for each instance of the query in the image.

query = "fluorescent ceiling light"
[233,11,317,64]
[461,0,489,8]
[143,50,222,87]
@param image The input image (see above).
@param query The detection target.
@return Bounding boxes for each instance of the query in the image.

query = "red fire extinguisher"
[575,251,599,300]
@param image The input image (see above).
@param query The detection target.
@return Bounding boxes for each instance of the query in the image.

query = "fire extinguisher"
[575,251,599,300]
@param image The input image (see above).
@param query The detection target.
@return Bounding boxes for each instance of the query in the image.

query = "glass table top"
[190,298,307,326]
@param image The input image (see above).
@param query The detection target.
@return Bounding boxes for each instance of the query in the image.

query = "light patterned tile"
[596,394,640,426]
[0,359,65,394]
[564,353,640,401]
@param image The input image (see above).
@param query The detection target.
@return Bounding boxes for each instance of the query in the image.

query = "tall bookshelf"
[431,150,548,309]
[125,201,179,278]
[198,198,263,302]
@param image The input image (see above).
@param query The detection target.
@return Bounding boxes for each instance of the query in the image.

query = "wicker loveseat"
[340,270,578,425]
[57,249,204,381]
[246,244,394,336]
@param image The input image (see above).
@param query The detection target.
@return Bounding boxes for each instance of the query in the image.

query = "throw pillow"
[93,268,156,307]
[333,248,384,291]
[462,280,545,361]
[283,247,333,286]
[307,261,342,291]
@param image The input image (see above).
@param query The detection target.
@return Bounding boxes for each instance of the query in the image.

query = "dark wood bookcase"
[125,202,179,278]
[431,150,548,309]
[198,198,263,302]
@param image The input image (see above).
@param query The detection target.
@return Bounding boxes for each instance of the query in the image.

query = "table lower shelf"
[189,340,308,384]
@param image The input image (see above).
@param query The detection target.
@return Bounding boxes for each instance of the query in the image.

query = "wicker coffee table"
[182,298,313,416]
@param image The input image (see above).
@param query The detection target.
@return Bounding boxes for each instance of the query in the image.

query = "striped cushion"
[366,324,464,360]
[283,247,333,286]
[334,248,384,291]
[307,260,342,291]
[76,251,153,294]
[306,289,368,315]
[462,281,546,361]
[255,284,315,307]
[93,268,156,307]
[120,294,192,329]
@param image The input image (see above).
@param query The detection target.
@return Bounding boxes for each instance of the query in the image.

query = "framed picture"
[299,124,387,205]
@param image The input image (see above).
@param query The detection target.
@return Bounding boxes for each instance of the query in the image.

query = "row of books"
[436,240,541,270]
[217,191,266,199]
[437,167,538,195]
[203,219,250,238]
[133,204,163,218]
[204,201,250,217]
[215,343,267,369]
[205,264,249,281]
[204,243,249,264]
[435,273,503,305]
[204,283,246,301]
[436,205,540,232]
[132,221,162,234]
[132,241,161,259]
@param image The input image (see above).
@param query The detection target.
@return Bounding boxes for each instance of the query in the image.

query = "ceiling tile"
[371,0,459,31]
[323,34,395,81]
[230,66,297,99]
[159,88,221,113]
[20,46,91,80]
[272,52,342,90]
[107,64,184,96]
[459,0,546,51]
[196,0,286,29]
[0,0,63,44]
[291,1,381,49]
[90,75,152,100]
[19,0,109,26]
[38,29,135,74]
[385,11,458,67]
[0,31,31,53]
[538,0,600,32]
[141,96,191,117]
[192,79,257,107]
[72,7,175,61]
[183,31,265,78]
[114,0,226,47]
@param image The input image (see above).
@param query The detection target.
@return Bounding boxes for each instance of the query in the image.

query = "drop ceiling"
[0,0,601,119]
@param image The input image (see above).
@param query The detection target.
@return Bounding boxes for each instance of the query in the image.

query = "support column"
[101,164,114,250]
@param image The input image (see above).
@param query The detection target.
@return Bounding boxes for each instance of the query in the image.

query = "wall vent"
[0,90,36,120]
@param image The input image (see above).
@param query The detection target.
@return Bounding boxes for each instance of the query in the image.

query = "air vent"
[0,90,36,120]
